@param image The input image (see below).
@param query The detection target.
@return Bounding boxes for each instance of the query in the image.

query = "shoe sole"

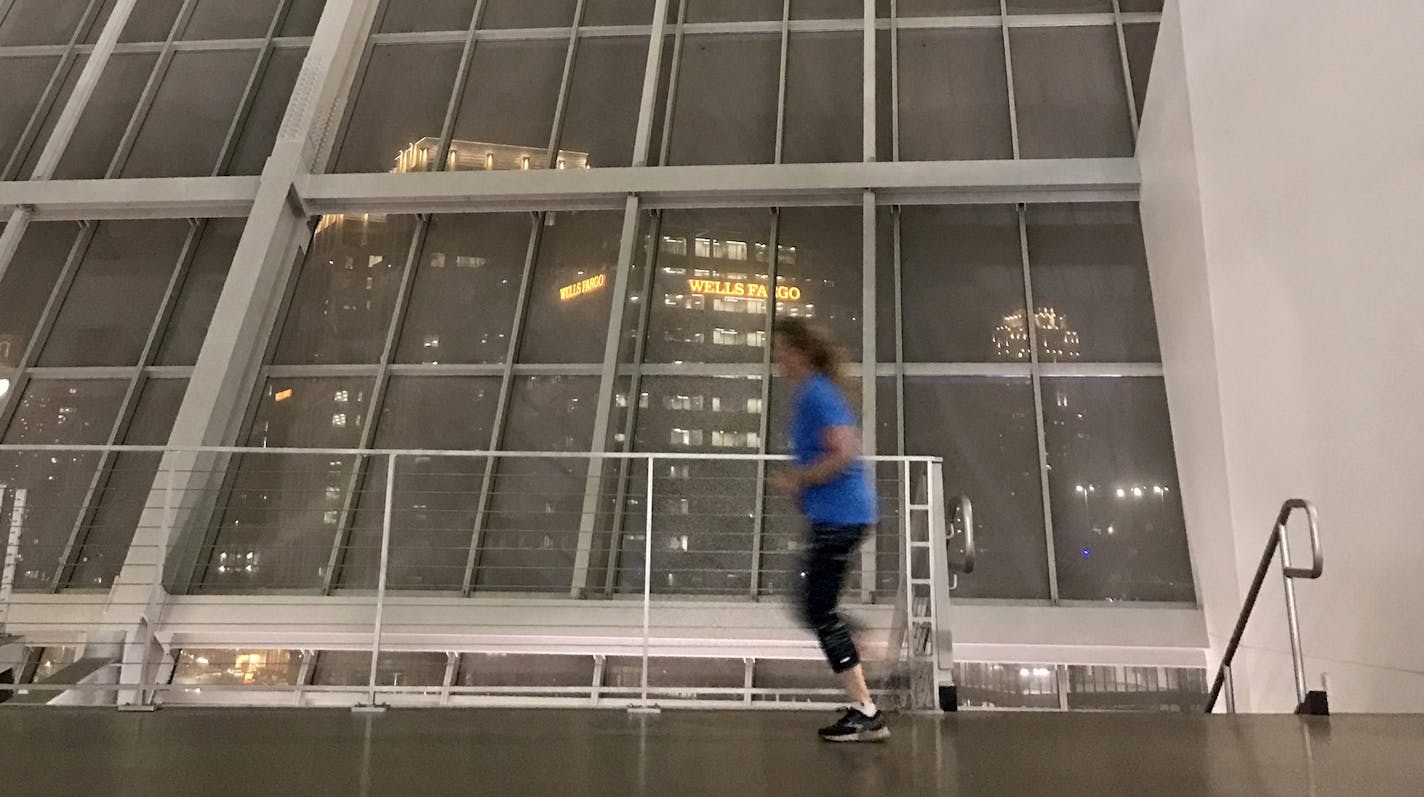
[819,728,891,743]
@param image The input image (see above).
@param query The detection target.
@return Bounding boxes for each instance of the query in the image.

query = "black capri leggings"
[798,523,870,674]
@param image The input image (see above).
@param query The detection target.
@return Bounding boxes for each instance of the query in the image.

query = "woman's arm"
[777,425,860,493]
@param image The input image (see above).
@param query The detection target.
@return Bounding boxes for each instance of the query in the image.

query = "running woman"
[770,318,889,743]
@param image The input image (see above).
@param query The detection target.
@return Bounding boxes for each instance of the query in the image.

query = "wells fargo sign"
[559,273,607,301]
[687,279,801,301]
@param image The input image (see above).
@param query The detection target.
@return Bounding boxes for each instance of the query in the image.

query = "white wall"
[1140,0,1424,713]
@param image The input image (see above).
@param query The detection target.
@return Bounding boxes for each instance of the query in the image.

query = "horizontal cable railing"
[0,445,943,711]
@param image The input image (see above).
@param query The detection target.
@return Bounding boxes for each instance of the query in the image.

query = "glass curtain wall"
[0,0,321,592]
[1,0,1179,605]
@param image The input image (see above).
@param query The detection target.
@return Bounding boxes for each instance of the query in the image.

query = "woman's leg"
[800,525,867,686]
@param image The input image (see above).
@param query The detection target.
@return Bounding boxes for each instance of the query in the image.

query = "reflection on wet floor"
[1,708,1421,796]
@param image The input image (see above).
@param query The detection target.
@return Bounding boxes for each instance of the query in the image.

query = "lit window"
[694,238,712,258]
[456,256,486,269]
[331,413,347,427]
[323,511,339,525]
[670,428,703,447]
[334,390,349,403]
[429,253,447,268]
[423,335,440,349]
[725,241,748,261]
[747,398,763,414]
[662,237,688,256]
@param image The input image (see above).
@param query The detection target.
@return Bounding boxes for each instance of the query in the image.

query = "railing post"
[629,455,659,714]
[1277,521,1309,706]
[357,453,396,713]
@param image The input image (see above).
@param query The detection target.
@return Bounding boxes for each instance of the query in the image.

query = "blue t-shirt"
[790,374,878,526]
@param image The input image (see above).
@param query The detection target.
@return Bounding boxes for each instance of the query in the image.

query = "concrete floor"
[1,708,1421,796]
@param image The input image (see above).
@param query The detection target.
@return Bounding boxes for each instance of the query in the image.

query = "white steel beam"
[0,177,259,220]
[297,159,1141,214]
[97,1,382,698]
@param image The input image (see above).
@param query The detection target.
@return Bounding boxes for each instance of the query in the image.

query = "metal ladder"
[897,461,973,710]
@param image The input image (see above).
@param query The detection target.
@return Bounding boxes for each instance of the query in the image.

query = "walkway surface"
[2,707,1421,795]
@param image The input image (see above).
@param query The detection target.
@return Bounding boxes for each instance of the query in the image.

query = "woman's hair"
[773,318,845,382]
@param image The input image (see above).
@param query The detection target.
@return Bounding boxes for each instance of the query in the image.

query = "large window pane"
[201,377,372,591]
[273,214,417,365]
[40,220,191,367]
[0,0,90,45]
[180,0,281,40]
[156,219,242,366]
[558,35,648,169]
[0,222,82,369]
[584,0,654,26]
[226,47,308,176]
[458,653,594,688]
[619,376,762,596]
[643,208,772,365]
[1124,23,1160,123]
[66,378,187,589]
[171,648,305,687]
[395,213,531,364]
[775,207,863,359]
[783,32,861,164]
[1118,0,1163,11]
[1026,203,1160,363]
[332,43,462,173]
[313,651,445,687]
[280,0,327,36]
[667,34,779,166]
[1010,26,1133,159]
[475,376,598,592]
[517,210,623,364]
[901,205,1025,363]
[13,54,86,181]
[52,52,157,180]
[0,379,127,591]
[792,0,861,19]
[904,377,1050,600]
[0,57,61,172]
[448,39,567,169]
[376,0,478,33]
[119,0,184,42]
[340,377,501,590]
[120,49,259,178]
[891,1,1000,14]
[685,0,779,22]
[899,29,1012,161]
[1007,0,1111,12]
[479,0,576,29]
[1042,377,1192,603]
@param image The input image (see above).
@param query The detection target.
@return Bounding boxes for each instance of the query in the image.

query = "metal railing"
[0,445,948,711]
[1205,499,1326,715]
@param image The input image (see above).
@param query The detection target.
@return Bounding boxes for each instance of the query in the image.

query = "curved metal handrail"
[1205,498,1325,714]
